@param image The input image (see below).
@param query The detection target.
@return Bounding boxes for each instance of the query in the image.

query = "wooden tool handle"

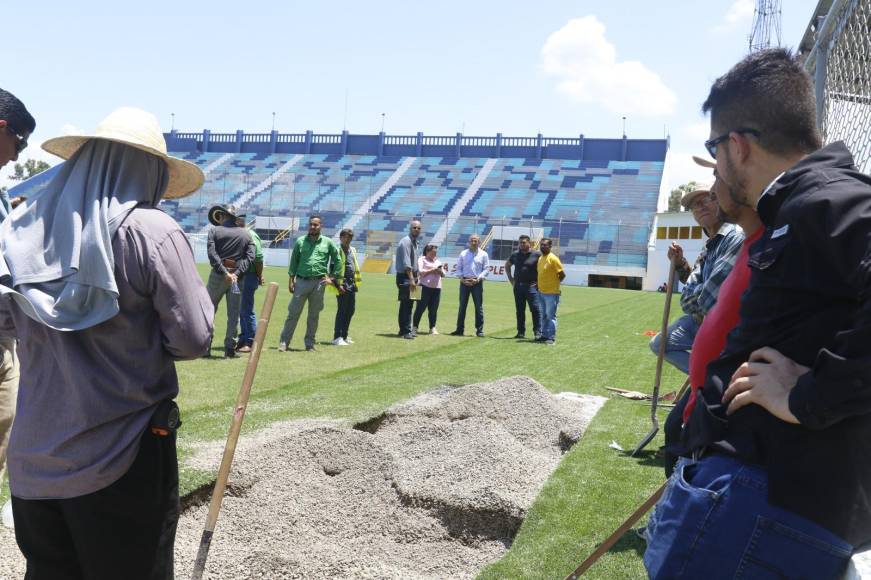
[192,282,280,580]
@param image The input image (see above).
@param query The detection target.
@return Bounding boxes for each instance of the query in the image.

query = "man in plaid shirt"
[649,182,744,373]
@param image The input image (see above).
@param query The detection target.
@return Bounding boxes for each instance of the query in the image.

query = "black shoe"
[403,333,415,340]
[223,349,237,358]
[449,330,464,336]
[476,331,484,338]
[534,336,547,343]
[305,344,316,351]
[513,333,525,339]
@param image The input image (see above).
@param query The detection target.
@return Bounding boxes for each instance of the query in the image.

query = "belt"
[296,275,322,280]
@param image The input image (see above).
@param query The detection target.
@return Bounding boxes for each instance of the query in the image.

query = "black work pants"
[396,274,414,335]
[413,286,441,329]
[12,429,179,580]
[513,282,541,336]
[334,291,356,340]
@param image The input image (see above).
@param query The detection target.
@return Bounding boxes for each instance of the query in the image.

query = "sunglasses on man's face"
[704,128,760,158]
[5,126,28,155]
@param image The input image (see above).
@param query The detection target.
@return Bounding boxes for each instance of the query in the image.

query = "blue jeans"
[644,455,852,579]
[513,282,541,336]
[413,286,441,330]
[648,313,699,374]
[237,271,259,347]
[456,281,484,333]
[538,293,560,340]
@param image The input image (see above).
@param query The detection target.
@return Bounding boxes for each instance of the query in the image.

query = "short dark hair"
[540,237,553,245]
[423,244,438,254]
[339,228,353,238]
[518,234,530,242]
[702,49,820,155]
[309,214,322,224]
[0,88,36,134]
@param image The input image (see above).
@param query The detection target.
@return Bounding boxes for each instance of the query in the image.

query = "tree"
[668,181,699,212]
[9,159,51,182]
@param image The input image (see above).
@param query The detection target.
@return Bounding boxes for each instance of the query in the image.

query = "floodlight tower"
[749,0,782,52]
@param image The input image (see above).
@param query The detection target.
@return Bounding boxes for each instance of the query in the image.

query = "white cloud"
[713,0,754,33]
[541,16,677,117]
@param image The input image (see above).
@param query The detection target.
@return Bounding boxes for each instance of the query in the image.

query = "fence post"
[814,40,828,135]
[270,130,278,154]
[456,132,462,157]
[378,131,385,157]
[304,130,313,154]
[202,129,211,153]
[496,133,502,157]
[416,132,423,157]
[536,133,543,159]
[341,130,349,155]
[236,130,243,153]
[579,134,585,160]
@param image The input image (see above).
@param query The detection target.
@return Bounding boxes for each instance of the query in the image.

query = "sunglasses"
[5,125,28,155]
[704,128,760,158]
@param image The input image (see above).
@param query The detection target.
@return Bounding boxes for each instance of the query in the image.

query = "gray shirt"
[395,235,420,275]
[0,207,214,499]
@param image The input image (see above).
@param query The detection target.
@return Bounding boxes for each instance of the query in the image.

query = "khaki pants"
[0,338,20,485]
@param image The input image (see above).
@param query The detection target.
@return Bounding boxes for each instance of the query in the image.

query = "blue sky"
[2,0,819,195]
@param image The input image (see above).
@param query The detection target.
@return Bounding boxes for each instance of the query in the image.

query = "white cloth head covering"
[0,139,168,330]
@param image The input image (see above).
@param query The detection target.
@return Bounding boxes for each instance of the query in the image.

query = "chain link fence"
[804,0,871,174]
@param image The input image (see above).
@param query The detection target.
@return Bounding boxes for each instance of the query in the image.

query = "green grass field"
[3,263,684,578]
[179,264,683,579]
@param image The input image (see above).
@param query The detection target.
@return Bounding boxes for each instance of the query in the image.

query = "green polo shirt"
[249,228,264,262]
[289,234,342,278]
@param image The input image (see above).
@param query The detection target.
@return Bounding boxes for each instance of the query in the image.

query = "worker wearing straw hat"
[0,107,213,579]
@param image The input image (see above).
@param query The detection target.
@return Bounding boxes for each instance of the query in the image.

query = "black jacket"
[207,224,255,276]
[684,142,871,546]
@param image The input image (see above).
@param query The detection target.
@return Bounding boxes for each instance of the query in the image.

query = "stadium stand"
[8,130,667,269]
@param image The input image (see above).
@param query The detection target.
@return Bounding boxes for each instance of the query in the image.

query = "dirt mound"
[175,377,605,579]
[0,377,606,579]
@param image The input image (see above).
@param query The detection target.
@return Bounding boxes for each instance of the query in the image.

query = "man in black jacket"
[644,48,871,579]
[206,204,255,358]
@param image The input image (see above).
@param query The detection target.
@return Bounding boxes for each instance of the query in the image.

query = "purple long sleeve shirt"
[0,207,214,499]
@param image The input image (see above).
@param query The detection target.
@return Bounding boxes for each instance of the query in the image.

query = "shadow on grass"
[619,449,666,470]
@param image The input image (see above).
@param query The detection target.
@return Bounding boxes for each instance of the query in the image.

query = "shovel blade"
[631,427,659,456]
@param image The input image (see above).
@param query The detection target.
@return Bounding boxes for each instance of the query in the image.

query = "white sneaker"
[332,337,348,346]
[430,327,439,335]
[278,342,287,352]
[345,337,354,344]
[1,499,13,529]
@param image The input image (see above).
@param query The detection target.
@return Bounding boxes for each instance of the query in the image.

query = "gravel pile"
[1,377,606,579]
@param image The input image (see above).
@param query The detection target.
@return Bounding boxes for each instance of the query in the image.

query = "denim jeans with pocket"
[644,454,852,579]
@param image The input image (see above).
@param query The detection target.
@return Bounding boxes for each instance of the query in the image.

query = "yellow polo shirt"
[537,252,564,294]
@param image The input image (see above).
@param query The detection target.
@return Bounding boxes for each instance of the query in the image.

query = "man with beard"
[645,49,871,579]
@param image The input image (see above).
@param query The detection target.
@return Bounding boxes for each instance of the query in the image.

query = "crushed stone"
[0,376,606,579]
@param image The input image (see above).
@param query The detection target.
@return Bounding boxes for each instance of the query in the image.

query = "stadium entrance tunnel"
[175,377,606,579]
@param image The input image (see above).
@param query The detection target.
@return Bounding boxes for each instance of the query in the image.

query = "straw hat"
[208,204,246,226]
[41,107,204,199]
[692,154,716,169]
[680,181,715,209]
